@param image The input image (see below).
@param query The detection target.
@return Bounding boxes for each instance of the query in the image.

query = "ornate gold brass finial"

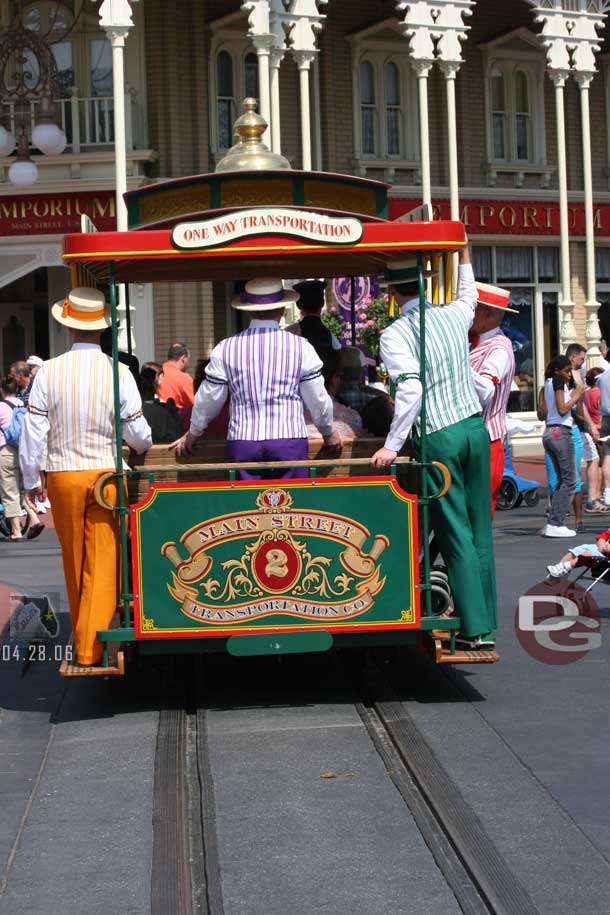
[215,98,291,172]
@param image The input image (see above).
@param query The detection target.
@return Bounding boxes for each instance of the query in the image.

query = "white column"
[550,70,577,348]
[312,56,323,170]
[440,60,461,287]
[252,35,272,143]
[269,48,284,154]
[110,33,128,232]
[98,0,139,353]
[412,60,433,209]
[576,72,602,362]
[294,51,315,171]
[109,30,131,350]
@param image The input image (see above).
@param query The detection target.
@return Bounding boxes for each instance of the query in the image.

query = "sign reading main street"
[131,478,419,639]
[171,207,364,249]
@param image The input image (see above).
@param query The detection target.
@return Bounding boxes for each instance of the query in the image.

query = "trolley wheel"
[524,489,540,507]
[496,478,519,511]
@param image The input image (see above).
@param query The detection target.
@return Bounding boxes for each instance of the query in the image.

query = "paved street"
[0,504,609,915]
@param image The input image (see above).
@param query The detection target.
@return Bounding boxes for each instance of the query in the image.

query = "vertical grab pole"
[124,282,133,356]
[417,252,431,619]
[350,276,357,347]
[110,264,131,629]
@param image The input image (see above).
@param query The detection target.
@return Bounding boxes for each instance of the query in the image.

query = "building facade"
[1,0,610,420]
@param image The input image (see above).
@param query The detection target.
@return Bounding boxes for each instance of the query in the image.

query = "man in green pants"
[371,243,497,650]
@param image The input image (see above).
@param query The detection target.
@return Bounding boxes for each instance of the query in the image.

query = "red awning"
[63,219,466,285]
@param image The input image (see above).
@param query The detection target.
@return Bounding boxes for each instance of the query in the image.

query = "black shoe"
[26,523,45,541]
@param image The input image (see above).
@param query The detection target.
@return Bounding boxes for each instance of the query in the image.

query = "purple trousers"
[227,438,309,480]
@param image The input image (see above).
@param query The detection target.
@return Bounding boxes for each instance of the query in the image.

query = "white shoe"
[35,501,47,514]
[541,524,576,537]
[547,562,571,578]
[43,497,51,509]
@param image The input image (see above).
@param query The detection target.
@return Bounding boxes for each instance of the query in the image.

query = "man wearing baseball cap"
[469,283,517,514]
[20,287,152,666]
[171,278,339,477]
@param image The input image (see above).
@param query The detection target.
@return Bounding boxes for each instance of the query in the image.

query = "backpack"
[3,402,26,449]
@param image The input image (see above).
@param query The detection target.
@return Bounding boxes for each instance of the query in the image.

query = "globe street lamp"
[0,19,67,187]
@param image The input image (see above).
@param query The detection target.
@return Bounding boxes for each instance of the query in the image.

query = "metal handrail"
[93,458,452,510]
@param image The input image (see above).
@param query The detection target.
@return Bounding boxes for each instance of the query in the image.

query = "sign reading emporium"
[0,191,116,235]
[171,207,364,249]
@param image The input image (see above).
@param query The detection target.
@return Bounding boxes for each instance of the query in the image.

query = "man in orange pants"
[20,288,151,665]
[468,282,516,515]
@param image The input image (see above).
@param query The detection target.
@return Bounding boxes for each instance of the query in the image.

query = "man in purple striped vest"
[171,278,340,479]
[468,282,516,515]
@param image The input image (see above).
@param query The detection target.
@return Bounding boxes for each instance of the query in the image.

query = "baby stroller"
[496,433,539,512]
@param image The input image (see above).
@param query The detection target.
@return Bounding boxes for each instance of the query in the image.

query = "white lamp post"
[95,0,140,352]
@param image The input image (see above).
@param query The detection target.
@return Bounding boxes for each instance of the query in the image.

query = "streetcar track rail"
[355,659,540,915]
[151,659,224,915]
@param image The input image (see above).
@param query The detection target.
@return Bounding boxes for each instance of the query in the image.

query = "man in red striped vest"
[469,283,516,515]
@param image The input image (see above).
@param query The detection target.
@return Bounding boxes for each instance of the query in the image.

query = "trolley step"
[60,639,125,677]
[428,630,500,665]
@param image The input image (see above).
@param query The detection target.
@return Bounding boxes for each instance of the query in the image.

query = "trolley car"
[57,160,499,675]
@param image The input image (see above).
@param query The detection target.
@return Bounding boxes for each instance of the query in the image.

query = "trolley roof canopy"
[63,219,466,285]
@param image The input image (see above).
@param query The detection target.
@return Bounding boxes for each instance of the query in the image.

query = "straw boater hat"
[475,282,518,314]
[231,278,299,312]
[51,287,111,330]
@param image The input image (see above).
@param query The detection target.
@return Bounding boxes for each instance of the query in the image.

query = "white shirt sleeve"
[120,368,152,454]
[470,345,514,409]
[380,324,423,452]
[299,340,333,437]
[20,370,49,490]
[189,346,229,438]
[446,263,477,330]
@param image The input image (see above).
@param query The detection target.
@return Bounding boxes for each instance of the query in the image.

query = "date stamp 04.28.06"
[2,592,73,663]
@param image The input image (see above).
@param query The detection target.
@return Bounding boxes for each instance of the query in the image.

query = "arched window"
[491,68,506,160]
[244,52,259,101]
[17,2,74,95]
[384,61,401,157]
[351,41,418,169]
[209,37,261,155]
[482,32,546,175]
[360,60,376,156]
[217,51,234,150]
[514,70,530,161]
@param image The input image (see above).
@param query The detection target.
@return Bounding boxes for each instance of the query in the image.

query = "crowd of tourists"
[539,341,610,539]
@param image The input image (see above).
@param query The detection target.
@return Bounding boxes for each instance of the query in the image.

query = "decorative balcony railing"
[1,87,140,153]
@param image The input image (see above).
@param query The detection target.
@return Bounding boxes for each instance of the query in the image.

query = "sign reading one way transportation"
[171,207,364,249]
[131,478,419,639]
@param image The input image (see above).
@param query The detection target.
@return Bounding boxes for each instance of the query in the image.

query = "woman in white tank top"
[539,355,586,536]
